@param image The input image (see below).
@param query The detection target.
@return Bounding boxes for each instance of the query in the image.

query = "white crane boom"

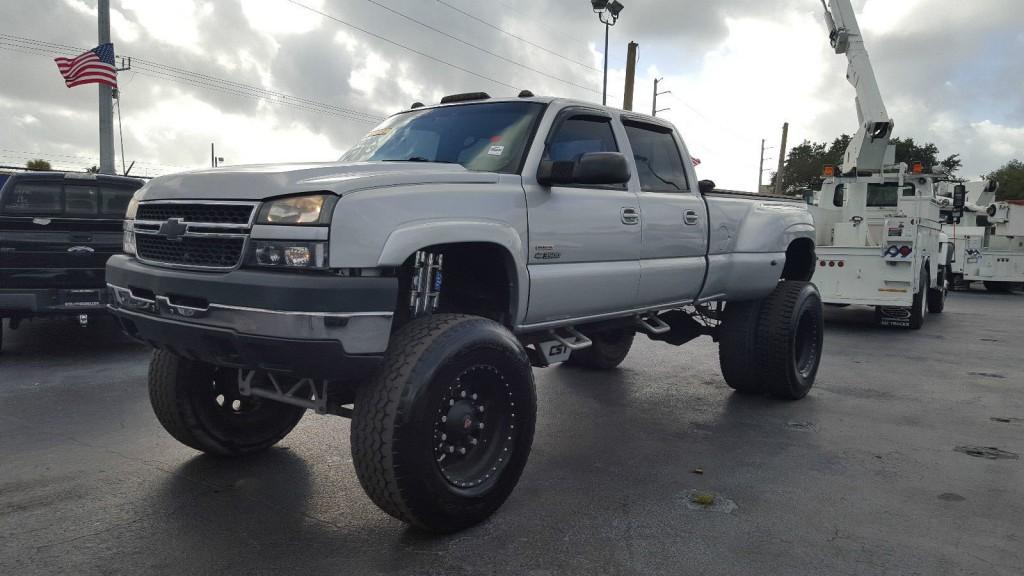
[822,0,894,175]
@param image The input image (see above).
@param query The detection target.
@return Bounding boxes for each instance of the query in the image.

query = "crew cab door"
[621,119,708,306]
[522,108,641,325]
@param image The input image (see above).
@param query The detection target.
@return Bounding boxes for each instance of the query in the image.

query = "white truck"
[809,0,950,329]
[106,93,823,532]
[939,180,1024,292]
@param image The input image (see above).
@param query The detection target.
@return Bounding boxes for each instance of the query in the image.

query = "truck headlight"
[249,241,329,269]
[123,220,136,255]
[123,191,142,255]
[257,194,337,225]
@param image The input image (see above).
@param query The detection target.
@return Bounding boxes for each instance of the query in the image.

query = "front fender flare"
[378,219,529,324]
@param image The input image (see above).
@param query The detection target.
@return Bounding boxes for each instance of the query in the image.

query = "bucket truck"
[809,0,950,329]
[938,180,1024,291]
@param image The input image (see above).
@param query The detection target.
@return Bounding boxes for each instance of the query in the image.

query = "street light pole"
[591,0,624,107]
[603,23,609,105]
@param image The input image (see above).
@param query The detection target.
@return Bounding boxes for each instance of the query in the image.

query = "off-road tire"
[566,329,635,370]
[718,299,765,394]
[928,255,950,313]
[757,281,824,400]
[148,350,306,456]
[909,267,928,330]
[351,314,537,533]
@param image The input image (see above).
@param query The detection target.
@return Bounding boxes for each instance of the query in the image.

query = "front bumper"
[106,255,398,379]
[0,287,108,317]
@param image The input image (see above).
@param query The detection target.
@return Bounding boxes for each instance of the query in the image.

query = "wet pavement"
[1,289,1022,575]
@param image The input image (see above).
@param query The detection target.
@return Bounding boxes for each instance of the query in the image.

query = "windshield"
[339,101,544,174]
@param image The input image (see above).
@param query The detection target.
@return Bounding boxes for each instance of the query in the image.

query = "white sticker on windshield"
[488,145,505,156]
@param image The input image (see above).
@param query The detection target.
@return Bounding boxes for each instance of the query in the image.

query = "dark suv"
[0,171,144,351]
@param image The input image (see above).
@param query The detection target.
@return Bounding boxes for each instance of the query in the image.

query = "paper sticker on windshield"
[488,145,505,156]
[364,127,391,138]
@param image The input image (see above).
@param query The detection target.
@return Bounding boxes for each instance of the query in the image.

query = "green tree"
[86,165,100,173]
[985,159,1024,201]
[26,159,51,171]
[774,134,959,194]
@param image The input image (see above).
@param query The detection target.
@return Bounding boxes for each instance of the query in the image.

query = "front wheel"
[927,260,949,314]
[148,350,307,456]
[351,314,537,533]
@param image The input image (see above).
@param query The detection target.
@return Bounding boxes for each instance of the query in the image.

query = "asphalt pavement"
[1,288,1022,575]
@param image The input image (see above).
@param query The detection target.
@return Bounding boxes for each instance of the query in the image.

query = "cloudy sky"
[2,0,1022,189]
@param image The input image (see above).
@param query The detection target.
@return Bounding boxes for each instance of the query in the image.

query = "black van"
[0,171,144,351]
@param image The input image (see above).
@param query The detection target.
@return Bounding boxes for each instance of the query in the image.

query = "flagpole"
[98,0,115,175]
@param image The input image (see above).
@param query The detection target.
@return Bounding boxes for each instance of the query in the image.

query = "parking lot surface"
[1,289,1022,575]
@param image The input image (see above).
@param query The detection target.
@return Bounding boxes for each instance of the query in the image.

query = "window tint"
[544,116,618,163]
[66,185,99,215]
[623,122,688,192]
[867,183,911,207]
[2,181,62,214]
[101,186,136,216]
[832,184,845,207]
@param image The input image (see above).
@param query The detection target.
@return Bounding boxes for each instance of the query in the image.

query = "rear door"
[0,176,135,290]
[522,108,642,325]
[622,119,708,306]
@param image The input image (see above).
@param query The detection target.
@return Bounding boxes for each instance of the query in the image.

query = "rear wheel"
[148,350,307,456]
[566,329,635,370]
[928,257,949,313]
[351,314,536,533]
[909,267,928,330]
[758,282,824,400]
[984,281,1015,293]
[719,300,764,394]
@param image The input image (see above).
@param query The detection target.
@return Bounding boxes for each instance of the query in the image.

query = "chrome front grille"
[133,201,258,270]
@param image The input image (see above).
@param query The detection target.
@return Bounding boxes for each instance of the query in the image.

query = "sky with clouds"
[1,0,1022,189]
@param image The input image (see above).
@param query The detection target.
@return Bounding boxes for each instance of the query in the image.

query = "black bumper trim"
[0,288,108,316]
[113,307,381,380]
[106,254,397,314]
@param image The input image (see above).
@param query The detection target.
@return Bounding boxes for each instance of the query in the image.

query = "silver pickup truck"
[106,93,822,532]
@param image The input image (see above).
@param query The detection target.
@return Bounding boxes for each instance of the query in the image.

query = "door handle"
[621,207,640,225]
[683,210,700,226]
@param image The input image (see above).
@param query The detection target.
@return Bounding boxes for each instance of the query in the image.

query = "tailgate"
[814,247,915,306]
[0,216,122,289]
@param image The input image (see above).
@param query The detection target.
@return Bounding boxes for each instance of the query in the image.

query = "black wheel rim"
[793,309,820,378]
[210,368,264,417]
[432,364,518,491]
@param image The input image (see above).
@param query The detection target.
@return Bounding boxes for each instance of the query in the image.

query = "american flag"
[691,157,702,167]
[54,43,117,88]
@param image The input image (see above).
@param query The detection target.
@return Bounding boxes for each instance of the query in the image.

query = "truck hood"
[136,162,501,202]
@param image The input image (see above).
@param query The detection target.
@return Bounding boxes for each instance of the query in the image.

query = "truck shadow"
[0,314,146,362]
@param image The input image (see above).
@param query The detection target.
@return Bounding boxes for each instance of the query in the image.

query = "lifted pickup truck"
[0,171,144,351]
[107,93,822,532]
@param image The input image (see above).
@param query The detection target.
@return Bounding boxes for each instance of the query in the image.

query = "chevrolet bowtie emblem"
[158,218,188,240]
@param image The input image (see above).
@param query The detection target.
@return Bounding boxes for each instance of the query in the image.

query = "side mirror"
[698,179,716,195]
[537,152,630,186]
[952,184,967,209]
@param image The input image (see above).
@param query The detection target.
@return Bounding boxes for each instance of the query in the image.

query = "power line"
[346,0,599,94]
[284,0,523,92]
[434,0,600,72]
[0,33,385,124]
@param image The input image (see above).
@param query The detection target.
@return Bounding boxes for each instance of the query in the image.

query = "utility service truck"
[106,92,823,532]
[938,180,1024,292]
[810,0,950,329]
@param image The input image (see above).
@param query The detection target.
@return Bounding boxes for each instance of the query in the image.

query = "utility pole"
[775,122,789,195]
[98,0,115,175]
[622,41,638,111]
[652,77,670,117]
[758,139,766,190]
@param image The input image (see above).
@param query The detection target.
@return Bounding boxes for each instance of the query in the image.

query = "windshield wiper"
[381,157,456,163]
